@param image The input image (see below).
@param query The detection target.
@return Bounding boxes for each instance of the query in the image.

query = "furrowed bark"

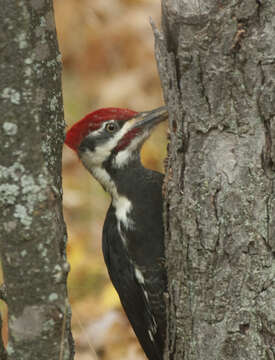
[0,1,74,359]
[153,1,275,359]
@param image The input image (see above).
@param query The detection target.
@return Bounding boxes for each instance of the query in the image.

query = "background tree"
[0,1,73,359]
[154,1,275,359]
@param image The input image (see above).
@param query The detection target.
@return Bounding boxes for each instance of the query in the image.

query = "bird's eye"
[105,122,117,133]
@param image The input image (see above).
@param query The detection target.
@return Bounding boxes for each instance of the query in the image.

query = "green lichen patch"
[14,204,32,228]
[15,32,27,49]
[1,88,21,105]
[3,122,18,136]
[48,293,58,302]
[49,96,58,111]
[0,184,19,204]
[0,163,25,181]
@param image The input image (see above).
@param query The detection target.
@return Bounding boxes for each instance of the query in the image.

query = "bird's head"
[65,106,168,172]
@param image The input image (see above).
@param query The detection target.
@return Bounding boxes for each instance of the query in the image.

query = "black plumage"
[65,106,168,360]
[102,163,166,360]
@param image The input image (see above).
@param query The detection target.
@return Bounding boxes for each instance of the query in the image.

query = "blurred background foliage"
[59,0,167,358]
[1,1,167,359]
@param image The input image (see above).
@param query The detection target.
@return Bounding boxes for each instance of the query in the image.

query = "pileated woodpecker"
[65,106,168,360]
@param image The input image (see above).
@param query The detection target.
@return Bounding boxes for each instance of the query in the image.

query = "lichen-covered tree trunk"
[0,1,74,359]
[154,1,275,359]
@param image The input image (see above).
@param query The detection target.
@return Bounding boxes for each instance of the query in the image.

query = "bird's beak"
[130,106,168,130]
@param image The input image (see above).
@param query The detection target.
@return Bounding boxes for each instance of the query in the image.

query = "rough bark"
[0,1,73,359]
[153,1,275,359]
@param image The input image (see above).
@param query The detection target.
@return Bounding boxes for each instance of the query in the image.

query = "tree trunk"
[154,1,275,359]
[0,1,74,359]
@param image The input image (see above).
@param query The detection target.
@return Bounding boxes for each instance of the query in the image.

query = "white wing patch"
[148,330,154,342]
[114,196,133,229]
[134,266,158,343]
[117,222,128,246]
[115,196,133,246]
[134,268,145,285]
[135,268,149,301]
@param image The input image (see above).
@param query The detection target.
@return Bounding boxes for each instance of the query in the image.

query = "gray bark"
[153,1,275,359]
[0,1,74,359]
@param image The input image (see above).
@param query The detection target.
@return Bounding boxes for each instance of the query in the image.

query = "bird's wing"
[102,206,164,360]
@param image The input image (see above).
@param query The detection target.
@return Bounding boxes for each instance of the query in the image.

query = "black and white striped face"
[65,106,167,198]
[78,116,143,170]
[77,106,168,171]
